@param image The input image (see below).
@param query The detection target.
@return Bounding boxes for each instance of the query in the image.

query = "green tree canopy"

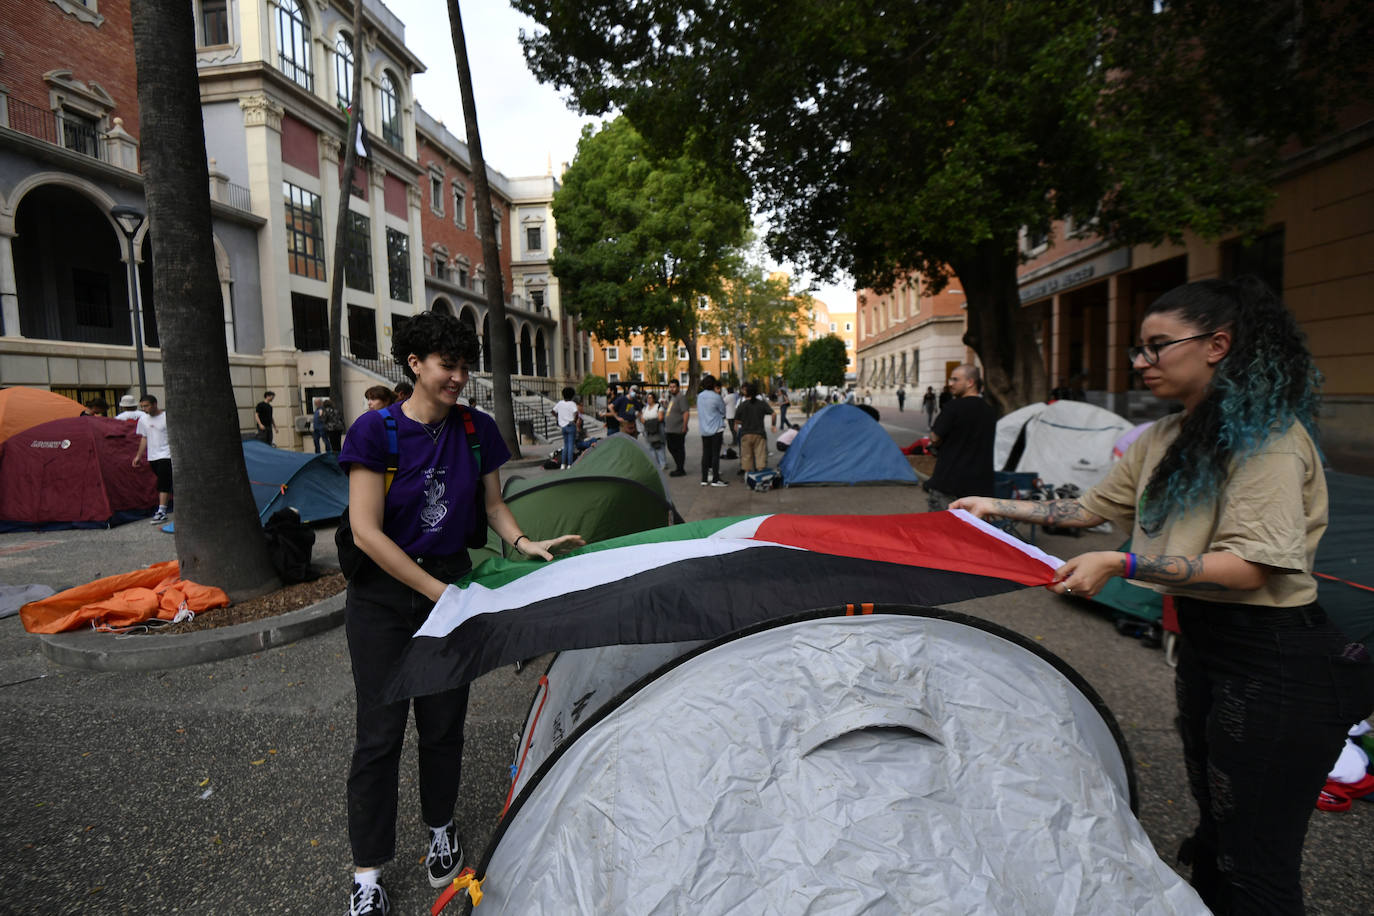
[785,335,849,390]
[552,117,750,392]
[518,0,1372,410]
[699,248,809,386]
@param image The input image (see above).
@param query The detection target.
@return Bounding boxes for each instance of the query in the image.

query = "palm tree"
[445,0,520,455]
[327,0,367,408]
[130,0,278,598]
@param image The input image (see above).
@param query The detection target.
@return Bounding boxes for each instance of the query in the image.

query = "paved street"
[1,414,1370,915]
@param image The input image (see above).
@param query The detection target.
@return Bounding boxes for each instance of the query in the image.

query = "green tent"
[475,434,683,566]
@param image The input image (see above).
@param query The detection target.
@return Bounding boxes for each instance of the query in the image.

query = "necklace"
[420,414,447,443]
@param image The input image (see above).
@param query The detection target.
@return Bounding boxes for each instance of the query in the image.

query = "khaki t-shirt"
[1079,413,1326,607]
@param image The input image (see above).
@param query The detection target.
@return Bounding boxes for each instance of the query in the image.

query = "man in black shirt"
[925,365,996,510]
[255,391,278,445]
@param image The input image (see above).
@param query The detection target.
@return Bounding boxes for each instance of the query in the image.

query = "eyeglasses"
[1128,332,1215,366]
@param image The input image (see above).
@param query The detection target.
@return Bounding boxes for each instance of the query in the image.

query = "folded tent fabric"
[19,560,229,633]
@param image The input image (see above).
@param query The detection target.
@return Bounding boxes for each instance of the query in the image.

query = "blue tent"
[241,440,349,523]
[778,403,919,487]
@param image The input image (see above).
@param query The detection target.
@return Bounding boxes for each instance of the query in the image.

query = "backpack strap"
[457,405,481,471]
[379,406,399,493]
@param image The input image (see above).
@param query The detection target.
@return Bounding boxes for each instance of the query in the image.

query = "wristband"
[513,535,529,551]
[1125,552,1137,578]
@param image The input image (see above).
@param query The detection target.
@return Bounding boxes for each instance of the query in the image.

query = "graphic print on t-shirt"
[420,467,449,530]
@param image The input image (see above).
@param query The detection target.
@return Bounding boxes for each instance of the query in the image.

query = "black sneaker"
[348,881,389,916]
[426,822,463,888]
[668,469,686,477]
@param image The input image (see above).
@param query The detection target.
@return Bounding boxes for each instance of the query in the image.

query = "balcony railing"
[4,97,105,162]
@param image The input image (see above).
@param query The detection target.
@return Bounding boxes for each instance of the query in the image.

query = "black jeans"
[700,432,723,482]
[1174,597,1374,914]
[345,555,471,867]
[665,432,686,472]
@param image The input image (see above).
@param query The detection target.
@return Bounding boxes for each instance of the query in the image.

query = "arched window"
[334,32,353,108]
[277,0,313,91]
[379,71,402,151]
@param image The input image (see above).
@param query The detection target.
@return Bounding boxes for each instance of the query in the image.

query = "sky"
[384,0,858,314]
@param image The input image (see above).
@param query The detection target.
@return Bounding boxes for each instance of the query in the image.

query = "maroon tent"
[0,416,157,530]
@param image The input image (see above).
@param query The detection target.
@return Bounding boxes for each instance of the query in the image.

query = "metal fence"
[5,97,105,162]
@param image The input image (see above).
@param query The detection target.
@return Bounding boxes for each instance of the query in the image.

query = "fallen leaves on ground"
[156,573,345,635]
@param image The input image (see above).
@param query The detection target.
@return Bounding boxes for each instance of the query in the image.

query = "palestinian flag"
[385,511,1063,702]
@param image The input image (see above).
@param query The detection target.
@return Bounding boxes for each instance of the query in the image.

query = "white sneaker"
[150,508,168,523]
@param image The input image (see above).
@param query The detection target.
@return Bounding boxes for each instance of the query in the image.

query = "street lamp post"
[111,204,147,397]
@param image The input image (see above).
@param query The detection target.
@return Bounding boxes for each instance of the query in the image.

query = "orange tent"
[20,561,230,634]
[0,387,86,446]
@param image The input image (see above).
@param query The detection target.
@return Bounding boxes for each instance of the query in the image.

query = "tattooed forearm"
[1133,554,1228,590]
[986,499,1104,527]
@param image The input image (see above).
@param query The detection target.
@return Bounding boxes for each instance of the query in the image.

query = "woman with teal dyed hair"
[955,276,1373,914]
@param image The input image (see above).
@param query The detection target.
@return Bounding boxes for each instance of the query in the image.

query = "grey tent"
[478,607,1206,914]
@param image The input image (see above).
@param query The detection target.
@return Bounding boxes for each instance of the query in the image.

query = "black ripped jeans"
[1174,597,1374,914]
[345,555,471,867]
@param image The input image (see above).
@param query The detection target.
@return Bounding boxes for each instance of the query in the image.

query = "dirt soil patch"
[155,572,346,635]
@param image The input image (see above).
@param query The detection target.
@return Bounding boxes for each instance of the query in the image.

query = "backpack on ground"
[746,468,781,492]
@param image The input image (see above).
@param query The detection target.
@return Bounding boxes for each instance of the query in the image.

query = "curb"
[37,591,347,673]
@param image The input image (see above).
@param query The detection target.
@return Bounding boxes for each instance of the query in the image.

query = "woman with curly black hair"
[337,312,582,915]
[955,276,1372,914]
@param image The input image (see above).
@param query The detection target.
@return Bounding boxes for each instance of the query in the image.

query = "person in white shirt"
[132,395,172,522]
[551,387,582,469]
[114,394,147,423]
[723,385,741,446]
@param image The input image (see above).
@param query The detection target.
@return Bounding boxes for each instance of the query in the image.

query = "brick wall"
[1,0,140,138]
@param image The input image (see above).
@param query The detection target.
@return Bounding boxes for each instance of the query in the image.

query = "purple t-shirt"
[339,405,510,556]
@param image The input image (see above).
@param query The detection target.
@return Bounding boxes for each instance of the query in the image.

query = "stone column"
[240,93,290,351]
[0,228,21,337]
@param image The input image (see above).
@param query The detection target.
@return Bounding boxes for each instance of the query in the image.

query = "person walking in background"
[697,375,727,487]
[663,378,689,477]
[924,364,996,510]
[322,399,345,452]
[254,391,278,445]
[114,395,146,422]
[777,384,792,430]
[896,387,906,412]
[132,395,172,523]
[601,382,621,436]
[552,386,581,469]
[953,277,1373,915]
[938,383,953,413]
[736,382,772,474]
[365,386,396,412]
[922,386,937,427]
[337,311,583,916]
[311,398,327,453]
[641,391,667,469]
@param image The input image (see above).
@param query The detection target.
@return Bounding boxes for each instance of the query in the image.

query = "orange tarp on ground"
[20,561,230,633]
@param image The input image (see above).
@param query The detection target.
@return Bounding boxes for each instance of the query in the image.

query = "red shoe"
[1317,783,1351,812]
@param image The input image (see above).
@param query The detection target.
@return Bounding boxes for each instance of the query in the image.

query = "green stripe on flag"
[456,516,759,591]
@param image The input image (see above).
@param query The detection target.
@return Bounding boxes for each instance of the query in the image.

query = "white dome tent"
[472,607,1206,915]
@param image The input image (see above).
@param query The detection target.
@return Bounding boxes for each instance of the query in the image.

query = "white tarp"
[1003,400,1133,492]
[482,613,1206,915]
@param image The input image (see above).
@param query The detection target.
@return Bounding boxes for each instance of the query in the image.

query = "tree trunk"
[327,1,367,407]
[447,0,520,456]
[130,0,278,599]
[952,239,1049,416]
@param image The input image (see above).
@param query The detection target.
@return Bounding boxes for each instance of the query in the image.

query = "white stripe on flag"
[415,536,778,639]
[948,508,1063,570]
